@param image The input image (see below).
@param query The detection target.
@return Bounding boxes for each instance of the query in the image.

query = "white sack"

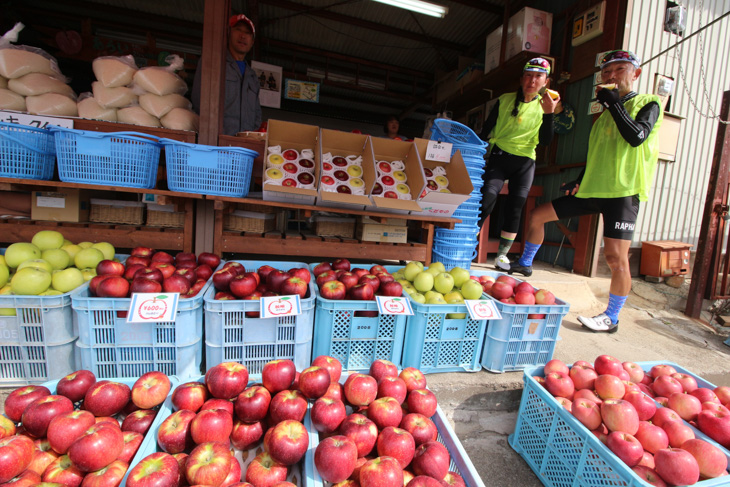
[8,73,75,98]
[0,47,59,79]
[0,88,25,111]
[92,55,137,88]
[160,107,199,132]
[132,67,187,96]
[92,81,137,108]
[118,106,160,127]
[26,93,78,116]
[78,96,117,122]
[139,93,191,118]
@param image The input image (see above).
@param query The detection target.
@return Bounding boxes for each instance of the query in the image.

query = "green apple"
[81,268,97,281]
[410,293,426,304]
[61,244,82,260]
[17,259,54,274]
[10,267,52,295]
[444,291,464,303]
[40,289,63,296]
[0,255,5,266]
[31,230,65,251]
[413,271,434,293]
[0,264,8,288]
[42,249,71,270]
[425,266,442,277]
[426,294,447,305]
[449,266,471,288]
[392,271,405,281]
[0,284,15,316]
[51,267,85,293]
[460,279,484,300]
[434,272,454,294]
[403,262,422,282]
[4,242,41,268]
[63,239,73,246]
[428,262,446,274]
[91,242,115,260]
[74,248,104,270]
[77,241,94,249]
[424,290,444,302]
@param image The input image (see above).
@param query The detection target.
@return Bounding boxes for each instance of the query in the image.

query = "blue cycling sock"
[518,242,541,267]
[605,293,627,324]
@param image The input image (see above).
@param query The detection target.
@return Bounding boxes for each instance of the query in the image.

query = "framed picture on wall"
[466,105,484,134]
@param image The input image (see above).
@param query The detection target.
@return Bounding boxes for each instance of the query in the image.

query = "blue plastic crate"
[50,126,161,188]
[70,273,212,378]
[204,260,315,376]
[432,244,478,268]
[161,139,257,197]
[477,271,569,373]
[510,362,730,487]
[430,119,487,147]
[0,122,56,180]
[309,263,407,372]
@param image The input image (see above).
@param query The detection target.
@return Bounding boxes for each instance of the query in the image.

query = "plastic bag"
[0,23,65,79]
[139,93,191,118]
[92,54,138,88]
[160,107,199,132]
[117,106,160,127]
[92,81,138,108]
[0,88,26,111]
[8,72,75,98]
[132,54,187,96]
[77,92,117,122]
[0,76,7,89]
[26,93,77,116]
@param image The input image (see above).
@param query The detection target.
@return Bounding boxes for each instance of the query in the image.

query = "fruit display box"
[509,362,730,487]
[306,402,486,487]
[204,260,315,376]
[478,271,570,374]
[70,265,214,379]
[263,119,320,205]
[366,137,425,214]
[309,263,407,372]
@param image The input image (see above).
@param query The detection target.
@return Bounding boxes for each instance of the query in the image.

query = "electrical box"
[572,1,606,46]
[640,240,692,278]
[506,7,553,58]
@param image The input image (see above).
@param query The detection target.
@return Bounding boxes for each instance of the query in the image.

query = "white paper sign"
[127,293,179,323]
[260,295,301,319]
[0,110,73,129]
[589,101,604,115]
[375,296,413,315]
[465,299,502,320]
[425,140,453,163]
[251,61,282,109]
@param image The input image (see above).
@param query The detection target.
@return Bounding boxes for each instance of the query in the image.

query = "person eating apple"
[508,50,664,334]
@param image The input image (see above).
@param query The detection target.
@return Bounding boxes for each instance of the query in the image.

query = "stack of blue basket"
[429,119,488,270]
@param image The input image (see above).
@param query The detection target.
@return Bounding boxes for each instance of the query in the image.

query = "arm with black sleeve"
[480,100,500,138]
[597,89,661,147]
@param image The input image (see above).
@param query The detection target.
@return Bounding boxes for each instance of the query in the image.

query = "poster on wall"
[251,61,282,109]
[284,80,320,103]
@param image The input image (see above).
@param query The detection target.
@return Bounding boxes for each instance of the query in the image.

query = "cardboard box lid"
[413,138,473,207]
[318,129,374,207]
[367,137,425,212]
[263,119,320,198]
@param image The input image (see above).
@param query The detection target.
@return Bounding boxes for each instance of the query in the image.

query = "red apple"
[606,431,643,467]
[338,272,359,291]
[212,268,237,291]
[691,387,720,404]
[314,435,358,483]
[261,359,296,394]
[571,398,602,430]
[441,471,467,487]
[339,413,378,457]
[411,440,450,480]
[1,469,40,486]
[118,431,143,463]
[42,453,85,485]
[150,262,176,279]
[231,418,265,451]
[399,367,427,393]
[360,456,403,487]
[697,409,730,447]
[245,451,287,487]
[349,283,375,301]
[369,359,398,383]
[190,408,233,444]
[83,380,131,417]
[4,385,51,422]
[681,438,728,479]
[126,452,179,487]
[400,413,438,446]
[632,465,667,487]
[130,277,163,294]
[21,395,74,438]
[96,259,125,276]
[534,289,556,305]
[280,276,308,299]
[264,419,308,465]
[288,267,311,284]
[653,375,683,398]
[377,376,408,404]
[46,410,96,454]
[377,426,416,469]
[67,423,124,472]
[197,252,221,268]
[313,262,333,276]
[121,409,157,435]
[25,438,57,476]
[298,366,331,399]
[623,391,657,421]
[311,397,347,434]
[312,355,343,383]
[321,280,346,299]
[81,459,128,487]
[407,389,437,418]
[193,264,214,282]
[635,421,669,454]
[316,270,338,289]
[131,371,171,410]
[230,273,258,298]
[235,385,271,423]
[380,281,403,297]
[569,365,598,391]
[126,254,152,267]
[345,373,378,407]
[650,364,677,378]
[163,274,191,294]
[96,275,130,298]
[201,398,234,415]
[545,372,575,399]
[269,390,308,425]
[595,374,625,400]
[205,362,249,399]
[173,267,197,285]
[601,399,639,435]
[368,397,403,430]
[157,409,196,454]
[667,392,702,421]
[172,381,209,413]
[185,442,232,486]
[594,355,624,377]
[0,435,35,483]
[151,251,174,264]
[654,448,700,486]
[267,270,291,294]
[652,407,682,427]
[352,268,369,279]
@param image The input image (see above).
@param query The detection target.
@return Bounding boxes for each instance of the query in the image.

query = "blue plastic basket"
[434,236,479,248]
[510,362,730,487]
[430,119,488,148]
[204,260,315,376]
[432,245,478,268]
[161,139,257,197]
[436,227,480,240]
[0,122,56,180]
[50,126,161,188]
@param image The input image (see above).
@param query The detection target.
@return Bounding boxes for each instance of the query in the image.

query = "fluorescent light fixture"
[371,0,448,18]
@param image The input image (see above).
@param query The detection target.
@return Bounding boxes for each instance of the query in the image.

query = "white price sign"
[465,299,502,320]
[425,140,453,163]
[127,293,180,323]
[260,295,302,319]
[375,296,413,315]
[0,110,73,129]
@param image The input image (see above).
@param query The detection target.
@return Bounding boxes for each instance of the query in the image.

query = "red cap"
[229,14,255,36]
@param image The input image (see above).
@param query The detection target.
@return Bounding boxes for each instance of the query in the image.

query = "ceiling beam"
[260,0,467,52]
[447,0,503,15]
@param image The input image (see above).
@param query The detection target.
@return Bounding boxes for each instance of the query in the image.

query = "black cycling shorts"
[551,194,640,240]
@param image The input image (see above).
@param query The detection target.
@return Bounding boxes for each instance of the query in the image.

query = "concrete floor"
[1,261,729,486]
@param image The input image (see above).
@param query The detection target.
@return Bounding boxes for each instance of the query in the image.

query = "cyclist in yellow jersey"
[478,58,559,271]
[509,50,663,333]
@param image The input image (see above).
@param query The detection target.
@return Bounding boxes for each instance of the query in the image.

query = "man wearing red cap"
[192,13,262,135]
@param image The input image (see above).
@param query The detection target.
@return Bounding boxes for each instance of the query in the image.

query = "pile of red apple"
[536,356,730,486]
[312,259,403,301]
[478,274,556,318]
[211,263,311,315]
[89,247,222,299]
[0,369,171,486]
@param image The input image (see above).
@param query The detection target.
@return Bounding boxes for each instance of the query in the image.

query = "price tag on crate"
[425,140,453,163]
[375,296,414,315]
[464,299,501,320]
[127,293,180,323]
[260,295,302,318]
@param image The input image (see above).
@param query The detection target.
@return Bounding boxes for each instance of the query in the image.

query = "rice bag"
[139,93,191,118]
[0,23,64,79]
[0,88,26,111]
[117,106,161,127]
[92,55,138,88]
[161,107,199,132]
[8,72,75,98]
[0,76,7,89]
[92,81,137,108]
[77,93,117,122]
[26,93,78,116]
[132,54,187,96]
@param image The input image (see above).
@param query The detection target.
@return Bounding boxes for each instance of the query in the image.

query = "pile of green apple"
[393,261,484,314]
[1,230,117,311]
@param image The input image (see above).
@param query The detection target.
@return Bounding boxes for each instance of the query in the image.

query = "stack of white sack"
[0,23,78,116]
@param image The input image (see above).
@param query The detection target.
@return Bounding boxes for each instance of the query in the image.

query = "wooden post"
[686,91,730,317]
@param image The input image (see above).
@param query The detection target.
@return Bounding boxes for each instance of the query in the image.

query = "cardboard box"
[317,129,374,210]
[357,220,408,244]
[506,7,552,59]
[411,138,473,217]
[31,189,89,222]
[484,26,503,73]
[263,120,320,205]
[366,138,425,214]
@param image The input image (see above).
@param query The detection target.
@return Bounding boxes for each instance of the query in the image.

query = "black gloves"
[596,87,621,109]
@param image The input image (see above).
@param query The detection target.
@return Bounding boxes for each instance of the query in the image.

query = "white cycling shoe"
[578,313,619,333]
[494,254,510,271]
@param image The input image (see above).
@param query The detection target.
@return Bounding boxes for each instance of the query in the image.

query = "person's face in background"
[228,22,254,61]
[387,119,400,137]
[520,71,548,98]
[601,61,641,96]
